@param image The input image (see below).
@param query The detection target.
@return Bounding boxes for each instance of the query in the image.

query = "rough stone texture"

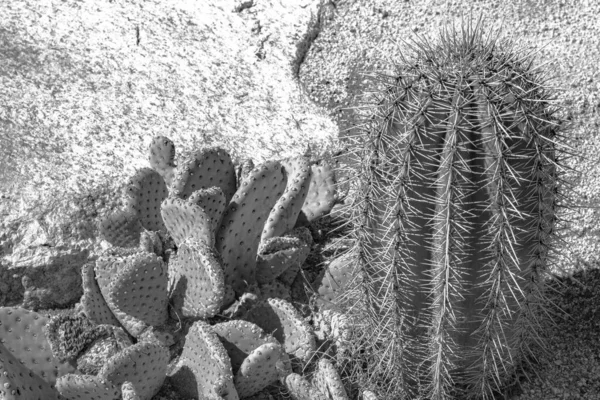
[2,243,89,309]
[0,0,338,309]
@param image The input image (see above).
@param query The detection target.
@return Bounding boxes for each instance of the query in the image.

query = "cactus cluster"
[0,135,349,400]
[321,18,569,399]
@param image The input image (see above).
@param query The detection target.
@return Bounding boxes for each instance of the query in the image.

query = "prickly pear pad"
[81,262,122,327]
[235,158,255,187]
[315,254,357,310]
[161,196,214,246]
[121,381,141,400]
[139,230,163,257]
[0,307,75,385]
[0,342,60,400]
[243,298,316,363]
[217,160,287,294]
[188,186,227,233]
[234,342,285,398]
[124,167,168,232]
[169,321,239,400]
[259,280,292,302]
[256,236,310,284]
[76,326,133,376]
[149,135,177,188]
[94,247,140,290]
[261,157,312,242]
[212,320,280,374]
[297,161,336,225]
[171,147,237,203]
[55,373,120,400]
[99,341,169,400]
[313,359,349,400]
[99,209,143,248]
[169,239,226,319]
[107,252,169,337]
[273,227,312,287]
[284,373,328,400]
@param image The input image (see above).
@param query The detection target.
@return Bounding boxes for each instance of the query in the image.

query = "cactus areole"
[339,19,566,399]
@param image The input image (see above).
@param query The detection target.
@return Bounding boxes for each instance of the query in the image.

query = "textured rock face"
[0,0,337,309]
[2,243,89,309]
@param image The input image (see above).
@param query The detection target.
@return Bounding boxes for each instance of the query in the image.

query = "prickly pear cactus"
[0,342,60,400]
[161,196,215,246]
[256,234,310,285]
[171,147,237,202]
[149,135,177,187]
[296,160,337,226]
[168,238,226,319]
[56,374,121,400]
[95,251,168,337]
[212,320,292,398]
[260,156,312,242]
[123,167,168,232]
[217,160,287,294]
[99,209,143,248]
[99,341,169,400]
[335,19,567,399]
[243,298,316,364]
[0,307,76,385]
[169,320,239,400]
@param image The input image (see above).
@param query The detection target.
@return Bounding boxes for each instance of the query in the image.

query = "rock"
[1,243,89,310]
[0,1,338,311]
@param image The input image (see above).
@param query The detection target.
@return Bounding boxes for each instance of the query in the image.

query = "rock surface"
[0,0,338,308]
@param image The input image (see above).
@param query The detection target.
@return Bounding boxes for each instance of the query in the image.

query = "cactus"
[284,373,328,400]
[188,186,227,233]
[161,196,215,246]
[81,262,122,327]
[243,298,316,364]
[168,238,226,319]
[296,160,337,226]
[121,381,141,400]
[212,320,281,371]
[213,320,292,398]
[44,314,116,363]
[123,167,169,232]
[256,235,310,285]
[99,341,169,400]
[314,253,357,311]
[335,19,566,399]
[217,160,287,294]
[213,320,290,397]
[138,230,165,258]
[259,280,292,302]
[234,342,286,398]
[149,135,177,187]
[0,342,60,400]
[261,157,312,242]
[235,158,255,187]
[76,326,133,375]
[169,320,239,400]
[102,251,169,337]
[0,307,75,385]
[99,209,143,248]
[171,147,237,202]
[313,359,349,400]
[56,374,121,400]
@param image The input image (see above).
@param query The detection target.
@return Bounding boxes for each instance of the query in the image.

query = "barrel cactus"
[332,19,568,399]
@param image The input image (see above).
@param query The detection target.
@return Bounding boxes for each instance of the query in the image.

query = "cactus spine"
[337,19,566,399]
